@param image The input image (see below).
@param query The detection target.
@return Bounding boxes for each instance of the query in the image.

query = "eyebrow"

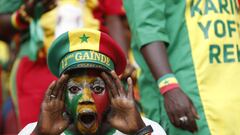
[67,80,82,87]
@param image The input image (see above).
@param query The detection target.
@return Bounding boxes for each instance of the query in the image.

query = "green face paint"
[65,90,82,121]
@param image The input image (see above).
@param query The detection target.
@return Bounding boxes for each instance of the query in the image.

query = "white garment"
[54,2,84,38]
[18,117,166,135]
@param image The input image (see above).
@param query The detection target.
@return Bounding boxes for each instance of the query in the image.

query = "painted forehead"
[68,76,104,85]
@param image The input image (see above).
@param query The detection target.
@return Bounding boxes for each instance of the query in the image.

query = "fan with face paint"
[21,29,163,135]
[65,69,110,134]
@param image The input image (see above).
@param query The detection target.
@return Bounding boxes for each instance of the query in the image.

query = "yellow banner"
[185,0,240,134]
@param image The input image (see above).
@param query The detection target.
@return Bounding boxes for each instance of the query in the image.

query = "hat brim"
[61,62,112,76]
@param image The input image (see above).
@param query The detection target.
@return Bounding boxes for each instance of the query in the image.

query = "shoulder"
[18,122,66,135]
[142,117,166,135]
[18,122,37,135]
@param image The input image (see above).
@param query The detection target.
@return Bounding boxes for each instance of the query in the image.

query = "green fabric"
[124,0,210,135]
[0,0,22,13]
[29,2,44,61]
[63,129,73,135]
[47,32,70,77]
[63,128,116,135]
[0,0,44,61]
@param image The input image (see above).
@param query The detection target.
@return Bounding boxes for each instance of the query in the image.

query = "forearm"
[0,14,20,42]
[140,41,172,79]
[106,15,128,57]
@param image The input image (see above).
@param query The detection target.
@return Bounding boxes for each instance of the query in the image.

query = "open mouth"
[78,111,97,128]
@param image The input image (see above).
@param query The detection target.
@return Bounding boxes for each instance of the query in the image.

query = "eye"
[92,85,105,94]
[68,86,81,94]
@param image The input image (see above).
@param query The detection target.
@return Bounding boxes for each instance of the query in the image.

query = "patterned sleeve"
[123,0,169,49]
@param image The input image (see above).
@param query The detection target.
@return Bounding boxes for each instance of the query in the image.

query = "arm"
[141,42,199,132]
[106,15,136,81]
[106,15,128,56]
[0,14,21,42]
[0,0,56,42]
[101,71,153,135]
[32,75,70,135]
[124,0,199,133]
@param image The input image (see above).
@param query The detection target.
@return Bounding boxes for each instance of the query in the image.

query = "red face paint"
[92,89,109,122]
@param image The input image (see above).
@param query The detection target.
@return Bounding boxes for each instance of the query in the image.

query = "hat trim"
[59,50,114,76]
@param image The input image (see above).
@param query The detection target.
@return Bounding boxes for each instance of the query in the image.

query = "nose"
[78,87,94,104]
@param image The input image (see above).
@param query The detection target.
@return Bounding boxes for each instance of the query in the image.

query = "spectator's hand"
[101,71,145,134]
[163,88,199,133]
[24,0,57,18]
[33,74,70,135]
[120,60,137,84]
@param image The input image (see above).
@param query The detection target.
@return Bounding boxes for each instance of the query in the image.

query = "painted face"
[65,71,109,134]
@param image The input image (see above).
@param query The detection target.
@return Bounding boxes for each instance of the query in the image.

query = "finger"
[173,114,181,128]
[119,74,123,80]
[101,72,118,98]
[165,107,179,128]
[164,102,178,128]
[44,80,56,101]
[52,74,68,99]
[127,77,134,99]
[173,107,185,129]
[185,111,198,133]
[169,114,175,126]
[60,82,68,101]
[120,71,129,80]
[121,66,134,80]
[191,105,200,119]
[57,74,69,100]
[110,70,125,97]
[130,70,137,83]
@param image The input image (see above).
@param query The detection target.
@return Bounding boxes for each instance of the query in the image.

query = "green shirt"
[124,0,240,135]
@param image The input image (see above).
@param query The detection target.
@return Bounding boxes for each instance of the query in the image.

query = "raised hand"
[163,88,199,133]
[101,71,145,134]
[33,74,70,135]
[120,61,137,84]
[24,0,57,18]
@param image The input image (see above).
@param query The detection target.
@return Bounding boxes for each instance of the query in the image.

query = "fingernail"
[111,70,116,74]
[127,77,132,83]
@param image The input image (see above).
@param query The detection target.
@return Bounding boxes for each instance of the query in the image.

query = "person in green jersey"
[124,0,240,135]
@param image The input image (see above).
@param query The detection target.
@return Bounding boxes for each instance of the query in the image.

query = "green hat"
[47,28,127,77]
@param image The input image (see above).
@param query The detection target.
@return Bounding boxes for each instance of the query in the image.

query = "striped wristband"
[157,73,180,95]
[11,10,29,30]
